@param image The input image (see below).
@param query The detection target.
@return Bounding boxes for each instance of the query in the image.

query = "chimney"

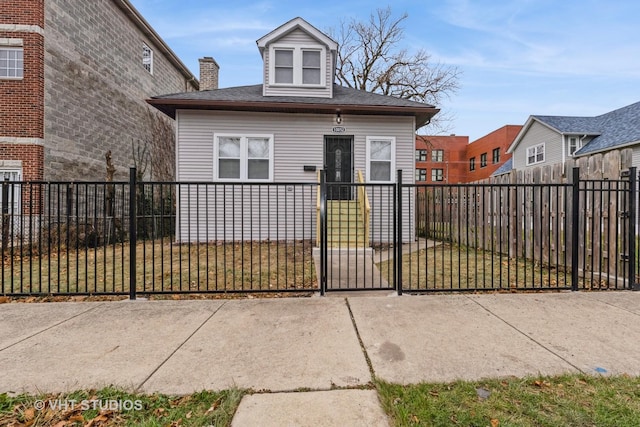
[199,57,219,91]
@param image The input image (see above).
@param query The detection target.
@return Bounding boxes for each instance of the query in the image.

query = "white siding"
[512,121,562,169]
[263,28,333,98]
[175,110,415,243]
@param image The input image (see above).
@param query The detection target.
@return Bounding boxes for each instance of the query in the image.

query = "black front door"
[324,136,353,200]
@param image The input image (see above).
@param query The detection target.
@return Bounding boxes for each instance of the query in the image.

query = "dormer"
[257,17,338,98]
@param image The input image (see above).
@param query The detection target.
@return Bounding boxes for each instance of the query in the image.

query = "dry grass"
[378,242,576,291]
[1,240,317,295]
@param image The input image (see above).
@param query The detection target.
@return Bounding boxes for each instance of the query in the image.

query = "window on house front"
[480,153,487,168]
[366,136,395,182]
[568,137,582,156]
[415,149,427,161]
[432,149,444,162]
[469,157,476,171]
[142,43,153,74]
[274,49,294,84]
[271,46,325,86]
[431,168,444,182]
[0,47,24,79]
[215,134,273,181]
[302,50,321,84]
[526,143,545,165]
[415,168,427,181]
[492,148,500,163]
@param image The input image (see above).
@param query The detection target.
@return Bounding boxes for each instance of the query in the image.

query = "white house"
[148,17,439,244]
[497,101,640,176]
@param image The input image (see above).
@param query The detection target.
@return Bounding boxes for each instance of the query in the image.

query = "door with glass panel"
[324,136,353,200]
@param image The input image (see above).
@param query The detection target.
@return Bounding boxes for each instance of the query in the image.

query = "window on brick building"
[431,168,444,182]
[492,148,500,163]
[0,169,22,214]
[143,43,153,74]
[469,157,475,171]
[0,47,24,79]
[431,149,444,162]
[415,168,426,181]
[480,153,487,167]
[415,149,427,161]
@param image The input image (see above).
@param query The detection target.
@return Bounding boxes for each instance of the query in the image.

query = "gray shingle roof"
[152,84,436,109]
[491,158,512,176]
[533,101,640,156]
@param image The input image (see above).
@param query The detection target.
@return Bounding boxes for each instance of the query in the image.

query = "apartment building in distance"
[415,125,522,183]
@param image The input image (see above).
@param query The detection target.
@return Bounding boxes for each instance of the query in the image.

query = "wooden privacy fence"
[415,149,636,288]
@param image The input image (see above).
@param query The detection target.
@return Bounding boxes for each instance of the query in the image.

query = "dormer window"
[270,45,325,87]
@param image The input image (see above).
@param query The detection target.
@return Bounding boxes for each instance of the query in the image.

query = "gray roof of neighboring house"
[533,101,640,156]
[491,158,512,176]
[147,84,439,127]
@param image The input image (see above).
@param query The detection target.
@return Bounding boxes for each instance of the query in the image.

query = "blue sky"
[130,0,640,141]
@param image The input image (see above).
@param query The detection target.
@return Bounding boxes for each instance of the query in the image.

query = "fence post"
[129,167,137,300]
[319,170,327,296]
[396,170,403,295]
[571,167,580,291]
[1,177,8,255]
[629,167,637,290]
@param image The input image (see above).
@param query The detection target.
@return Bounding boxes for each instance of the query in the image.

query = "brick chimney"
[198,57,219,90]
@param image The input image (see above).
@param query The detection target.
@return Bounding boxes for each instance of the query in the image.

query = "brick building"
[0,0,199,183]
[415,134,469,183]
[415,125,522,183]
[465,125,521,182]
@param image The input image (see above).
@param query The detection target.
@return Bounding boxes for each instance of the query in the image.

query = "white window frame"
[568,137,582,156]
[269,44,325,87]
[214,134,274,181]
[143,43,153,74]
[526,143,545,165]
[431,149,444,162]
[0,46,24,80]
[366,136,396,183]
[0,168,22,214]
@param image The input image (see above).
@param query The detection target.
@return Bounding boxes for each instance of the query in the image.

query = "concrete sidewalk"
[2,292,640,426]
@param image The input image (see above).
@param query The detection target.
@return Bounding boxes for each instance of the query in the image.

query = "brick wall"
[0,0,44,27]
[415,135,469,183]
[0,31,44,139]
[466,125,521,182]
[43,0,194,181]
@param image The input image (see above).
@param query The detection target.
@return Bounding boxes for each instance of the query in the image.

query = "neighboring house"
[504,101,640,174]
[148,17,439,243]
[0,0,198,184]
[415,134,468,183]
[415,125,521,183]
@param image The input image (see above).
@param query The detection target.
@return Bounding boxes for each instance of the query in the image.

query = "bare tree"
[332,7,460,131]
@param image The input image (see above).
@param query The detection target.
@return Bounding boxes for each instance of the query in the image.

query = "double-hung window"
[431,149,444,162]
[431,168,444,182]
[366,136,395,182]
[492,148,500,163]
[271,46,324,86]
[215,134,273,181]
[415,149,427,161]
[480,153,487,168]
[568,137,581,156]
[469,157,476,171]
[526,143,545,165]
[0,46,24,79]
[415,168,426,181]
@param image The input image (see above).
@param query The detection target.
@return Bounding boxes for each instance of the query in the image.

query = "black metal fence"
[1,167,638,297]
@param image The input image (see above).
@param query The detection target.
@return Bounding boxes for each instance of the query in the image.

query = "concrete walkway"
[2,291,640,425]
